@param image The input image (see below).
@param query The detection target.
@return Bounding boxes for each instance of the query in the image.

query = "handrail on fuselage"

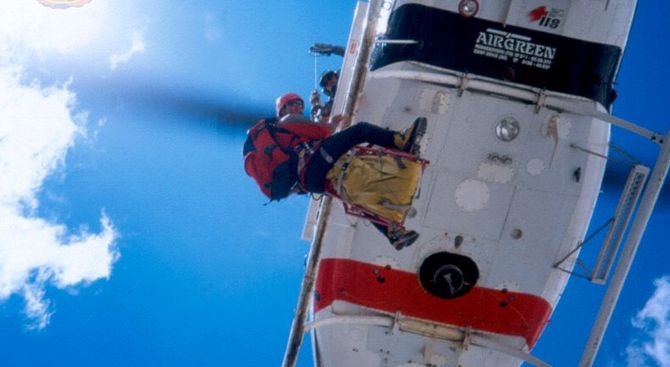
[369,65,664,144]
[306,313,551,367]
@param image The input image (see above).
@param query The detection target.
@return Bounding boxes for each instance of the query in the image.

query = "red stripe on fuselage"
[314,258,552,348]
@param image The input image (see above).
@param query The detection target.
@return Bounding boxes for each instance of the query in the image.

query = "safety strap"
[263,122,296,155]
[295,141,324,192]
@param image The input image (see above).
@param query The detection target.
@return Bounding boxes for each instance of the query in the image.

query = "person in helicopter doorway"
[310,70,339,123]
[308,42,345,124]
[243,92,427,250]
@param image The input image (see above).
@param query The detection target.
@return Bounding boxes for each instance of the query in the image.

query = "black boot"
[389,229,419,250]
[394,117,427,155]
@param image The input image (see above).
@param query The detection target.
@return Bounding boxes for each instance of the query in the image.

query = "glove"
[310,89,321,106]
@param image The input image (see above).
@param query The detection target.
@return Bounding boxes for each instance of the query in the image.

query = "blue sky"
[0,1,668,367]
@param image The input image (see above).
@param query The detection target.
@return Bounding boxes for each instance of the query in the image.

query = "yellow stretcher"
[325,146,429,227]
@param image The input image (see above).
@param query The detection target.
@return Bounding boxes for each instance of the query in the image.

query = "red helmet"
[276,93,303,117]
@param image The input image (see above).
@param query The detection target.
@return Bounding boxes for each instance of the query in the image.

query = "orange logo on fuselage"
[528,6,548,22]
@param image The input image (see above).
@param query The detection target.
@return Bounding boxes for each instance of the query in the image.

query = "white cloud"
[23,282,52,330]
[110,33,145,70]
[0,0,107,56]
[0,62,118,328]
[37,0,92,10]
[626,276,670,367]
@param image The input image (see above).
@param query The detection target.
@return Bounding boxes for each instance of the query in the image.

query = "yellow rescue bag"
[326,147,425,224]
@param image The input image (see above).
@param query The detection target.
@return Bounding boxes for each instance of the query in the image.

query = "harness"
[294,141,326,193]
[244,116,332,199]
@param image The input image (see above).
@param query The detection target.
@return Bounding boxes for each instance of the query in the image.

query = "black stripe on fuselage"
[371,4,622,107]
